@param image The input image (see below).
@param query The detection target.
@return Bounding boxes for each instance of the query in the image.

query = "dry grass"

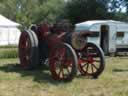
[0,56,128,96]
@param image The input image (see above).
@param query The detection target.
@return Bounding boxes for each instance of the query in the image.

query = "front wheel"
[49,43,78,81]
[78,42,105,78]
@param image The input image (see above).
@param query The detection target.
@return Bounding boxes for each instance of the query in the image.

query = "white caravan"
[75,20,128,55]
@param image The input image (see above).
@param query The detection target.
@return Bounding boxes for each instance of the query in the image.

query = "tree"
[0,0,65,26]
[63,0,114,24]
[106,0,128,21]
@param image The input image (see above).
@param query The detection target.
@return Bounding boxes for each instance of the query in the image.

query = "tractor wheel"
[18,30,39,70]
[29,30,39,68]
[78,42,105,78]
[49,43,78,81]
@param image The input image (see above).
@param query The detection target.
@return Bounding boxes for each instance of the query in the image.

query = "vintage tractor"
[18,20,105,81]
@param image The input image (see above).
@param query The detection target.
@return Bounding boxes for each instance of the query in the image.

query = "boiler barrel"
[64,32,86,50]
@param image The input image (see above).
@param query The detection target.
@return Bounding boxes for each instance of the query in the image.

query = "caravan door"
[108,24,116,53]
[100,25,109,54]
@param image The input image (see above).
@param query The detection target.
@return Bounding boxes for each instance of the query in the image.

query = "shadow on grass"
[0,63,70,85]
[113,69,128,72]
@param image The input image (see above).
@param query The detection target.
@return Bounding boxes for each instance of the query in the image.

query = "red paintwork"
[36,23,71,80]
[37,23,66,48]
[19,31,31,69]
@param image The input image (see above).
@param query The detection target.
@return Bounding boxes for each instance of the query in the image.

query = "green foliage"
[64,0,114,24]
[111,11,128,22]
[0,0,128,26]
[0,0,65,27]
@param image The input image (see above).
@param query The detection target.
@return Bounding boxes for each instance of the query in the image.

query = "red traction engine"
[18,22,105,81]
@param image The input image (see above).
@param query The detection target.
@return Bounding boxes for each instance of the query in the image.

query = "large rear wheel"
[18,30,39,69]
[49,43,78,81]
[29,30,39,68]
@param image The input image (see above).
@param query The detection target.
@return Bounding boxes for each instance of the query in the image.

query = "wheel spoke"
[60,48,66,59]
[61,68,64,78]
[58,62,66,78]
[26,49,30,56]
[58,69,62,77]
[66,67,71,74]
[80,58,88,62]
[91,64,98,70]
[58,66,63,77]
[69,63,72,67]
[91,64,94,73]
[86,63,89,72]
[82,63,87,68]
[66,59,72,67]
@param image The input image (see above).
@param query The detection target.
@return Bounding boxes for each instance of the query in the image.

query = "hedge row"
[0,48,18,58]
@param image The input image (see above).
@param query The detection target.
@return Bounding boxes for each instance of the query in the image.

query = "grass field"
[0,47,18,58]
[0,56,128,96]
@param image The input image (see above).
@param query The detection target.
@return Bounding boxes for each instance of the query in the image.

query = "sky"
[64,0,127,13]
[120,6,126,13]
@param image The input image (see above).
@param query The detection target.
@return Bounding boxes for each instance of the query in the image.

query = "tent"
[0,14,21,45]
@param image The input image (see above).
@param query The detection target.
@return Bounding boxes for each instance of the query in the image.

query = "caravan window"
[90,32,99,37]
[116,32,124,38]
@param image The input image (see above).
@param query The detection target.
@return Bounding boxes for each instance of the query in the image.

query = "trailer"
[75,20,128,55]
